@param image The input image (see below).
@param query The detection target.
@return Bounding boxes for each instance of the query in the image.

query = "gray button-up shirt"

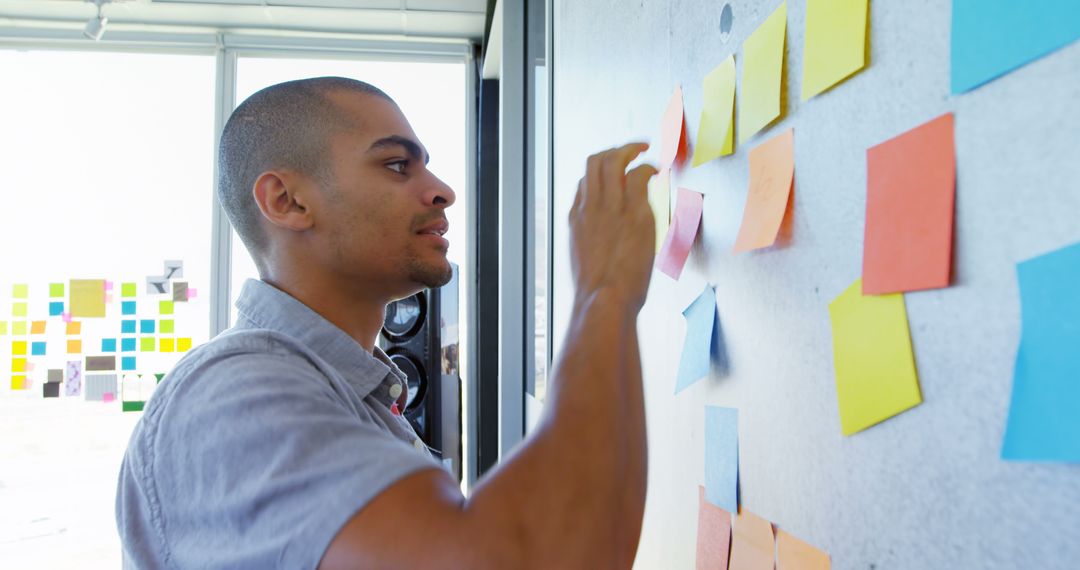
[116,279,438,569]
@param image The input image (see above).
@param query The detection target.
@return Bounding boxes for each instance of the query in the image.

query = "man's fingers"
[570,176,585,223]
[584,151,605,212]
[600,143,649,209]
[624,163,658,210]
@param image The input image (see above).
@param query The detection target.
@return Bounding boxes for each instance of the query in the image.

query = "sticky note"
[66,321,81,335]
[122,301,136,315]
[61,312,72,323]
[102,338,117,353]
[863,113,955,294]
[0,322,6,335]
[160,320,175,334]
[802,0,869,100]
[1002,241,1080,462]
[86,356,117,371]
[777,529,831,570]
[31,321,46,335]
[648,169,672,254]
[173,282,189,303]
[12,302,27,317]
[952,0,1080,94]
[164,259,184,279]
[12,340,27,355]
[696,485,733,570]
[12,321,26,335]
[140,337,155,352]
[67,339,82,354]
[122,320,136,334]
[49,302,64,316]
[12,357,26,373]
[11,376,26,390]
[31,342,46,356]
[177,337,192,352]
[739,1,787,144]
[160,338,175,353]
[692,55,736,166]
[676,286,718,394]
[734,128,795,253]
[12,284,28,298]
[70,279,107,318]
[187,288,198,300]
[829,278,922,435]
[659,86,687,171]
[49,283,64,298]
[122,357,136,371]
[122,338,137,352]
[729,509,775,570]
[657,187,705,280]
[159,300,174,315]
[121,282,136,297]
[705,406,739,513]
[140,320,155,334]
[147,276,169,295]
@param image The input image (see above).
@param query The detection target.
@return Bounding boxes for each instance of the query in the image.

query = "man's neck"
[262,273,387,352]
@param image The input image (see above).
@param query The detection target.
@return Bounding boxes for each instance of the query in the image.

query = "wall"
[551,1,1080,568]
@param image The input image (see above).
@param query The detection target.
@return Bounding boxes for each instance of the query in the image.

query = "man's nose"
[424,173,456,208]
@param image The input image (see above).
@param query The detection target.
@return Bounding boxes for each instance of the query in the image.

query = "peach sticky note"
[66,321,82,335]
[734,128,795,253]
[67,339,83,354]
[777,529,831,570]
[696,485,732,570]
[648,169,672,253]
[692,55,737,166]
[31,321,46,335]
[828,278,922,435]
[657,187,705,280]
[729,509,775,570]
[802,0,869,101]
[659,85,687,170]
[863,113,956,294]
[70,279,107,318]
[739,1,787,144]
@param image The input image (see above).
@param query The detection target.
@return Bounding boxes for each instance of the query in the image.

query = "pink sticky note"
[696,485,733,570]
[187,288,198,300]
[657,187,704,280]
[62,312,72,323]
[105,294,113,304]
[26,362,35,371]
[103,392,115,403]
[659,85,688,171]
[104,281,114,291]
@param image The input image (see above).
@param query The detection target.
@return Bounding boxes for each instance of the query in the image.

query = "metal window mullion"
[209,43,237,338]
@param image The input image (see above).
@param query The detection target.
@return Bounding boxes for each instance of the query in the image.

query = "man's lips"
[416,219,449,237]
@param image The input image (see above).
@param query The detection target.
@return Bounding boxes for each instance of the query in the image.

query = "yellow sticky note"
[12,357,26,373]
[67,339,82,354]
[828,278,922,435]
[12,284,28,298]
[12,321,26,335]
[647,169,672,254]
[11,376,26,390]
[140,337,156,352]
[802,0,869,101]
[12,302,27,317]
[739,1,787,144]
[692,55,737,166]
[0,321,7,335]
[31,321,46,335]
[49,283,65,298]
[70,279,107,318]
[160,338,175,353]
[12,340,27,355]
[159,300,174,315]
[121,282,137,298]
[66,321,82,335]
[177,337,192,352]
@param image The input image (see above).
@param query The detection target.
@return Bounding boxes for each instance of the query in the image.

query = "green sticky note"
[802,0,869,101]
[12,302,27,317]
[159,319,175,334]
[121,282,137,298]
[140,337,156,352]
[738,1,787,144]
[12,321,26,335]
[0,321,7,335]
[159,300,174,315]
[828,278,923,435]
[49,283,65,298]
[12,284,29,299]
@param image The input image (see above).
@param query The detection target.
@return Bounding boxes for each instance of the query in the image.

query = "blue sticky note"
[1002,241,1080,462]
[121,338,137,352]
[122,356,136,371]
[122,320,136,334]
[140,319,155,334]
[952,0,1080,94]
[31,341,46,356]
[705,406,738,513]
[49,301,64,316]
[675,286,717,394]
[122,301,136,315]
[102,338,117,353]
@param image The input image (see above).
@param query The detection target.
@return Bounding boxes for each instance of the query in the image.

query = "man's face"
[312,92,456,300]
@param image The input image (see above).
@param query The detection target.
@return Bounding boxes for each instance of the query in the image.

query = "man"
[116,76,656,569]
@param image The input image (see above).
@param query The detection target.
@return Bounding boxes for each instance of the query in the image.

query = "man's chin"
[409,258,454,289]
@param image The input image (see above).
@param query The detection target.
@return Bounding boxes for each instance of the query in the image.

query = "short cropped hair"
[217,76,391,262]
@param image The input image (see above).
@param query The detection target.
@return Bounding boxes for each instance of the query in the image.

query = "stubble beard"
[404,251,453,289]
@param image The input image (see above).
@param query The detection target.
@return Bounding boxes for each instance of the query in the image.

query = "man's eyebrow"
[367,135,430,165]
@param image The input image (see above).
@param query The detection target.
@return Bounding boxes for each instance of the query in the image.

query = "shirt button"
[413,438,426,452]
[389,383,403,400]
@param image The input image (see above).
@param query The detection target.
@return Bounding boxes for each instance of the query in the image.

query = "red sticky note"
[696,485,732,570]
[659,85,688,170]
[863,113,956,294]
[729,509,775,570]
[777,529,830,570]
[657,187,704,280]
[733,128,795,253]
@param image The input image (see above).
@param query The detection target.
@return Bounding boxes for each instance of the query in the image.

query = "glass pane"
[0,49,214,567]
[527,0,551,409]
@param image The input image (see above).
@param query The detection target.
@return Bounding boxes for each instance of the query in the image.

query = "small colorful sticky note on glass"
[729,509,775,570]
[659,85,687,171]
[11,376,26,390]
[12,284,28,298]
[49,302,64,316]
[160,338,175,353]
[66,321,82,335]
[0,321,6,335]
[159,319,175,334]
[121,282,137,297]
[12,340,27,355]
[863,113,955,294]
[12,357,26,372]
[31,321,46,335]
[140,337,156,352]
[951,0,1080,94]
[696,485,733,570]
[692,55,736,166]
[121,338,137,352]
[657,187,705,280]
[12,302,27,317]
[173,282,189,303]
[648,169,672,254]
[177,338,192,352]
[102,338,117,353]
[777,529,831,570]
[122,301,136,315]
[187,288,198,300]
[140,320,155,334]
[676,286,718,394]
[1002,241,1080,462]
[67,339,82,354]
[70,279,107,318]
[828,278,922,435]
[739,1,787,144]
[31,342,46,356]
[61,312,72,323]
[122,356,136,371]
[705,406,739,513]
[734,128,795,253]
[12,321,26,335]
[802,0,869,101]
[159,300,174,315]
[122,320,136,334]
[49,283,65,298]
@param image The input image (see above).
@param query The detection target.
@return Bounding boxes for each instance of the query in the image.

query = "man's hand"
[569,143,658,312]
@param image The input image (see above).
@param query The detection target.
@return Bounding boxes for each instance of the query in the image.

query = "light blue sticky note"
[952,0,1080,94]
[122,356,136,371]
[31,341,46,356]
[705,406,738,513]
[49,302,64,316]
[139,319,155,334]
[675,286,717,394]
[122,301,136,315]
[122,320,136,334]
[121,338,137,352]
[102,338,117,353]
[1002,241,1080,462]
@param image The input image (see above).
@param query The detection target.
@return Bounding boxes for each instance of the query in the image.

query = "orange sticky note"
[734,128,795,253]
[863,113,956,294]
[66,321,82,335]
[729,509,775,570]
[777,529,830,570]
[657,187,705,280]
[31,321,46,335]
[67,339,82,354]
[696,486,732,570]
[659,85,688,170]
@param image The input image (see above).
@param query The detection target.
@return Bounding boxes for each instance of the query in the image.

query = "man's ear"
[252,170,315,232]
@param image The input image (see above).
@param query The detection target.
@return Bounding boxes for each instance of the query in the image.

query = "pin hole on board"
[719,2,734,44]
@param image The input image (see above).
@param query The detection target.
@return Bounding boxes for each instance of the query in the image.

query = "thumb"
[625,163,659,207]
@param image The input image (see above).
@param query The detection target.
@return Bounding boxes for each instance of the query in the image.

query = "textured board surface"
[550,1,1080,568]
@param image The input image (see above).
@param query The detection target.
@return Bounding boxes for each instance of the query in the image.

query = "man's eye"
[386,161,408,174]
